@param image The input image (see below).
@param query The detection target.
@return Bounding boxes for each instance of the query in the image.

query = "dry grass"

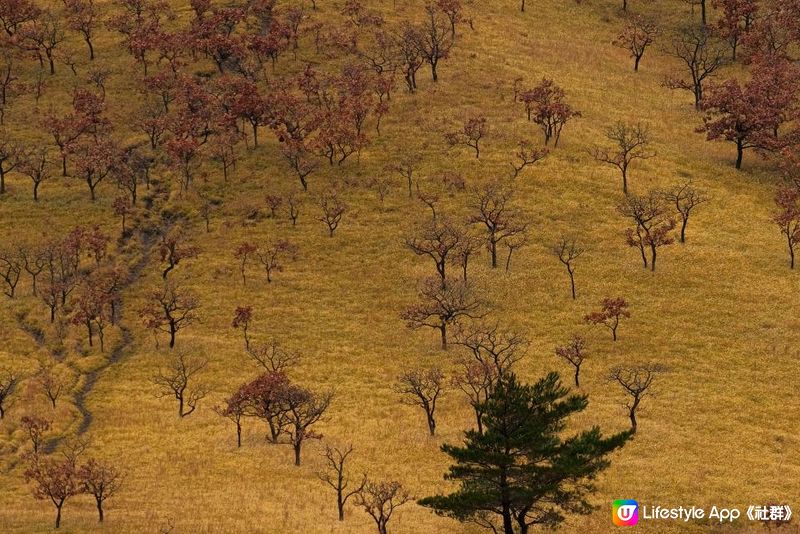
[1,0,798,533]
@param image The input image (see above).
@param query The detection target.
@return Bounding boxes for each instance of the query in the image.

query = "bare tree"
[663,181,708,243]
[19,146,49,200]
[257,239,299,283]
[450,231,483,282]
[317,444,366,521]
[405,216,464,281]
[665,26,727,109]
[503,233,528,272]
[0,367,17,418]
[608,363,663,432]
[451,359,496,435]
[153,353,208,417]
[386,152,421,198]
[414,4,455,83]
[355,480,412,534]
[37,367,62,409]
[468,181,528,268]
[0,247,22,297]
[21,415,50,454]
[139,281,199,349]
[510,141,547,179]
[283,385,333,466]
[613,15,659,71]
[555,334,588,387]
[552,236,584,299]
[317,190,347,237]
[617,190,676,271]
[401,276,485,350]
[247,340,301,372]
[590,122,654,195]
[395,367,445,436]
[454,323,528,376]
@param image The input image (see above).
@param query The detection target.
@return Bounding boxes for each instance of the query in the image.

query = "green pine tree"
[419,372,633,534]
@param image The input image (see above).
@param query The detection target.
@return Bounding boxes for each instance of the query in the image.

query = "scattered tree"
[317,191,347,237]
[153,352,208,417]
[78,458,122,523]
[613,15,658,71]
[584,297,630,341]
[139,281,200,349]
[665,26,728,109]
[468,181,528,268]
[356,480,412,534]
[317,444,366,521]
[0,366,16,418]
[617,190,676,271]
[555,334,588,387]
[663,181,708,243]
[395,367,445,436]
[552,236,584,300]
[591,122,655,195]
[608,363,662,432]
[445,115,487,158]
[419,372,632,534]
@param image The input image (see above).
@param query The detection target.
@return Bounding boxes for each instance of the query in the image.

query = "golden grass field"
[1,0,799,532]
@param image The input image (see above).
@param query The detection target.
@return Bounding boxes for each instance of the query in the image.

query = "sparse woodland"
[0,0,799,532]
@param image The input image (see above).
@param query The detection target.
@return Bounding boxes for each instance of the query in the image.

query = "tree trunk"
[788,237,795,269]
[55,503,63,529]
[440,323,447,350]
[294,441,302,466]
[236,421,242,447]
[337,491,345,521]
[650,243,657,272]
[680,217,688,243]
[426,412,436,436]
[169,323,176,348]
[735,141,743,169]
[634,54,640,71]
[568,268,576,299]
[490,240,498,268]
[96,498,104,522]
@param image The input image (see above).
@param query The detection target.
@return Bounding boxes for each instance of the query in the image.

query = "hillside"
[1,0,799,533]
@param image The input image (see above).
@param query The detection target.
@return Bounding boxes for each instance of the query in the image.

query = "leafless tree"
[503,233,528,272]
[405,216,464,281]
[283,385,333,466]
[555,334,588,387]
[386,152,421,197]
[0,367,17,418]
[139,281,200,349]
[317,190,347,237]
[19,146,50,200]
[451,358,497,435]
[450,231,483,282]
[590,122,654,195]
[662,181,709,243]
[153,353,208,417]
[454,323,528,376]
[468,181,528,268]
[510,141,547,179]
[617,190,676,271]
[395,367,445,436]
[665,25,727,109]
[37,366,62,409]
[0,247,22,297]
[317,444,366,521]
[552,236,585,299]
[401,276,485,350]
[414,4,455,83]
[355,480,412,534]
[608,363,663,432]
[79,457,123,523]
[257,240,299,283]
[247,340,301,373]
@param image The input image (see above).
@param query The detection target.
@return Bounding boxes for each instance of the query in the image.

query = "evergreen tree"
[419,372,632,534]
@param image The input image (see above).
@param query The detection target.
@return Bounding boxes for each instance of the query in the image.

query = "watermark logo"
[613,499,639,526]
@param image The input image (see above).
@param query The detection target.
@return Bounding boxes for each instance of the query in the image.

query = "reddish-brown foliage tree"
[78,458,122,523]
[395,367,445,436]
[0,132,22,194]
[774,181,800,268]
[215,388,249,447]
[69,139,119,201]
[0,0,41,36]
[231,305,253,349]
[445,115,487,158]
[613,15,658,71]
[698,56,798,169]
[153,352,208,417]
[64,0,98,60]
[237,371,292,444]
[17,12,65,75]
[520,78,580,146]
[24,452,80,529]
[234,242,257,286]
[71,282,112,351]
[37,367,63,409]
[555,334,588,387]
[112,196,131,233]
[20,415,50,454]
[712,0,757,60]
[584,297,630,341]
[158,228,199,279]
